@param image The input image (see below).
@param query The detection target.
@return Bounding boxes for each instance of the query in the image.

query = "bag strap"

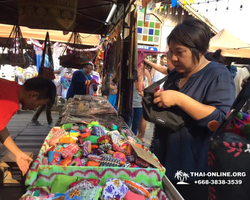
[212,76,250,139]
[47,33,54,69]
[3,25,24,54]
[40,32,48,68]
[40,32,54,69]
[144,75,168,93]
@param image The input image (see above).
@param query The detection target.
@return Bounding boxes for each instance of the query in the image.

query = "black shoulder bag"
[142,76,186,132]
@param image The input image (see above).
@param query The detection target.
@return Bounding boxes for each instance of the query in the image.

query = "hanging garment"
[53,42,65,71]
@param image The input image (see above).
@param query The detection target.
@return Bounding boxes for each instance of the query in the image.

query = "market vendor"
[149,18,235,200]
[0,77,56,174]
[66,59,98,99]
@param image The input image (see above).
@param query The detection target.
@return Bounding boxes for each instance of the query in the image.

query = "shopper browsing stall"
[148,18,235,200]
[151,55,167,85]
[144,52,175,76]
[0,77,56,174]
[66,59,97,99]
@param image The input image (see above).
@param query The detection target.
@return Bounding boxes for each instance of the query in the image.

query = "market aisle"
[0,111,59,200]
[0,111,59,159]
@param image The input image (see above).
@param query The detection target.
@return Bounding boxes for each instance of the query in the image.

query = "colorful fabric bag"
[101,178,129,200]
[208,78,250,200]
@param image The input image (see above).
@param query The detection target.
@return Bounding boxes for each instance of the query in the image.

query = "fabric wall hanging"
[18,0,77,31]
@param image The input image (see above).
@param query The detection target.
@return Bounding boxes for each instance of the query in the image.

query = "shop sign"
[138,45,158,51]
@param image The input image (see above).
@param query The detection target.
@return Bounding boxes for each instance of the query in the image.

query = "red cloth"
[0,79,21,131]
[137,48,166,65]
[124,191,145,200]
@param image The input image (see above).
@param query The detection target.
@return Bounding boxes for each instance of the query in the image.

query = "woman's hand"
[153,90,181,108]
[138,90,144,97]
[112,89,118,95]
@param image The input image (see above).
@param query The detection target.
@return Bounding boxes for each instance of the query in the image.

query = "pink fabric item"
[124,191,145,200]
[61,143,80,158]
[49,129,66,146]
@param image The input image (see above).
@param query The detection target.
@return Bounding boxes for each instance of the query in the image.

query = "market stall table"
[20,95,183,200]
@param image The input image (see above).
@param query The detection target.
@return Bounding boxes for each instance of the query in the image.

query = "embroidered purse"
[208,77,250,200]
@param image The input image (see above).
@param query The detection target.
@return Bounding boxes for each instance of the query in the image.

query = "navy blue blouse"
[152,61,235,181]
[66,70,91,99]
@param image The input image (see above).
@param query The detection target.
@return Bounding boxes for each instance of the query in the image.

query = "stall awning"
[209,29,250,58]
[0,23,101,46]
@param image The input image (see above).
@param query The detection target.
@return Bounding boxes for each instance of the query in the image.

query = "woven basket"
[18,0,78,31]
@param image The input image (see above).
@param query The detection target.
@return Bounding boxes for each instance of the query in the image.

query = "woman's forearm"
[177,93,216,120]
[144,69,152,85]
[144,59,168,75]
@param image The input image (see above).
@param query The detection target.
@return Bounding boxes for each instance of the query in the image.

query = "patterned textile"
[70,179,100,188]
[53,43,65,71]
[67,158,81,166]
[101,178,129,200]
[54,145,65,153]
[61,143,80,158]
[73,150,83,159]
[80,158,88,166]
[93,126,106,137]
[121,162,131,168]
[99,143,112,152]
[124,180,150,199]
[112,143,123,152]
[126,155,135,163]
[100,156,121,167]
[53,189,83,200]
[59,155,72,166]
[42,157,49,165]
[92,148,105,155]
[48,151,61,165]
[33,43,43,56]
[107,150,114,155]
[113,152,126,165]
[82,141,92,156]
[97,135,111,144]
[79,186,102,200]
[66,180,94,194]
[52,128,66,138]
[88,155,102,162]
[135,157,149,168]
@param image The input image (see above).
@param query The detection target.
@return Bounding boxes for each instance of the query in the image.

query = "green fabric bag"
[82,136,99,144]
[62,123,73,130]
[51,174,77,193]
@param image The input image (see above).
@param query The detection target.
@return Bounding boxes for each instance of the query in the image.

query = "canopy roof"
[209,29,250,58]
[0,0,129,34]
[0,23,100,47]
